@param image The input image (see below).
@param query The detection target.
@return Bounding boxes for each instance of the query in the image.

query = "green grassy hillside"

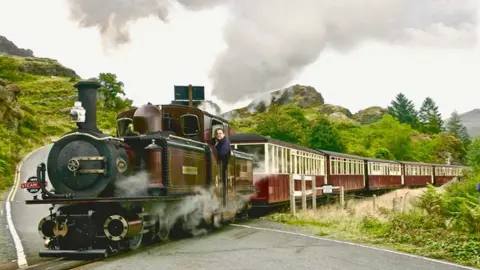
[0,55,128,191]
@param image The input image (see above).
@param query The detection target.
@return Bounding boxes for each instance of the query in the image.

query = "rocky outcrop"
[353,106,388,124]
[0,36,34,57]
[0,79,23,128]
[19,57,79,78]
[318,104,353,118]
[247,84,324,113]
[223,84,324,120]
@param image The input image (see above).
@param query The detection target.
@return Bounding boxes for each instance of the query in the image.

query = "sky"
[0,0,479,118]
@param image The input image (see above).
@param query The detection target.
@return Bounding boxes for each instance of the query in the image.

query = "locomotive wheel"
[128,233,143,250]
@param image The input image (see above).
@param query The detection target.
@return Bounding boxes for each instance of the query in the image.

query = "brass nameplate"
[182,166,198,175]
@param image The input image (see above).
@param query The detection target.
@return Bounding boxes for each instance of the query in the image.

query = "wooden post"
[188,84,193,107]
[340,186,345,209]
[393,191,398,211]
[312,175,317,210]
[372,194,376,211]
[289,174,296,216]
[403,192,409,213]
[301,175,306,211]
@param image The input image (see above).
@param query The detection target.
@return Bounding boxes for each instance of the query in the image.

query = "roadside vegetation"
[0,55,132,191]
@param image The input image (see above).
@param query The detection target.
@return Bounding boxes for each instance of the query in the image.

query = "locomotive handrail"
[53,132,125,142]
[167,134,208,147]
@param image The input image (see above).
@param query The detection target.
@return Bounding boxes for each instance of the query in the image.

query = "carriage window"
[180,114,200,136]
[234,144,265,172]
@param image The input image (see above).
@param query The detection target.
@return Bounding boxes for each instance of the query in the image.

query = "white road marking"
[230,223,478,270]
[5,145,50,269]
[5,201,27,268]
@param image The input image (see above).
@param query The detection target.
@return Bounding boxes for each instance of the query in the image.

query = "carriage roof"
[229,133,324,155]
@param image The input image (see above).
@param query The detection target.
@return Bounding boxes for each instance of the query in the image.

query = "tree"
[307,117,345,152]
[466,137,480,168]
[446,110,471,147]
[366,114,416,160]
[418,97,443,134]
[388,93,420,129]
[97,73,132,110]
[254,105,308,145]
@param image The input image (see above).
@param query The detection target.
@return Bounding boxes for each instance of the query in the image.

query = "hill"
[0,37,131,191]
[225,84,468,165]
[222,84,387,125]
[457,109,480,137]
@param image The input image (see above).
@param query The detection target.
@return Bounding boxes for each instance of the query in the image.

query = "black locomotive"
[22,80,255,257]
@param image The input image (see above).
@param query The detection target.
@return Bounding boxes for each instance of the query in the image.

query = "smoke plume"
[67,0,477,103]
[114,172,250,237]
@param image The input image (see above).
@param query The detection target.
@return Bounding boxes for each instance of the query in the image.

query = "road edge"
[6,145,49,269]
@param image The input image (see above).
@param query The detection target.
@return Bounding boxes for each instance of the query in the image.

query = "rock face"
[223,84,324,120]
[318,104,353,118]
[0,36,34,57]
[353,106,388,124]
[247,84,324,113]
[0,79,23,127]
[457,109,480,136]
[19,57,79,78]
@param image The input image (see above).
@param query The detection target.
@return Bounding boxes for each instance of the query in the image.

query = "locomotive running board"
[39,249,109,258]
[25,194,197,205]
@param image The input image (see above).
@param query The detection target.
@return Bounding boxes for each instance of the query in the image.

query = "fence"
[289,174,344,216]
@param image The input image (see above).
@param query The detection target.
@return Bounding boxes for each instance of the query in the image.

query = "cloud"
[66,0,477,104]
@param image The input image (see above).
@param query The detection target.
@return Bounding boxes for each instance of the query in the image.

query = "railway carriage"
[365,158,403,190]
[434,164,467,186]
[319,150,366,191]
[230,133,326,207]
[400,161,434,187]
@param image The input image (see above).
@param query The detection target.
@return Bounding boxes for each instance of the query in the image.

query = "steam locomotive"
[22,80,256,257]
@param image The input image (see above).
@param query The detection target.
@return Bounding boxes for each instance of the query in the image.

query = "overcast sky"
[0,0,478,118]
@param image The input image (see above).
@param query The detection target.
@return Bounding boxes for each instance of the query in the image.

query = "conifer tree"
[388,93,419,129]
[446,110,471,146]
[418,97,443,134]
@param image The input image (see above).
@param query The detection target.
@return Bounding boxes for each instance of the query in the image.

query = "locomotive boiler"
[22,80,255,257]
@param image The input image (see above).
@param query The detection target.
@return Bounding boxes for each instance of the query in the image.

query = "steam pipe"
[73,80,101,132]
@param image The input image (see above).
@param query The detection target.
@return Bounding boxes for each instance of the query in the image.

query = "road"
[1,144,53,269]
[1,145,478,270]
[75,220,475,270]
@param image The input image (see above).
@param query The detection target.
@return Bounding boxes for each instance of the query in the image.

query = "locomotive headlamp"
[70,101,86,123]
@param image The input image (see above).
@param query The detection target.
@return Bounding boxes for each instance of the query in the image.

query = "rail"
[289,174,344,216]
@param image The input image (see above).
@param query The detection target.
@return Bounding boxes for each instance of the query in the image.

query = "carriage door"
[212,122,235,208]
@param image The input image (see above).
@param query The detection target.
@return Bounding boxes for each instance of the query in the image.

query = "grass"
[263,176,480,268]
[0,55,124,192]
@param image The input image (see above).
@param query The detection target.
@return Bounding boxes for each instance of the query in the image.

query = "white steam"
[114,172,249,237]
[67,0,477,103]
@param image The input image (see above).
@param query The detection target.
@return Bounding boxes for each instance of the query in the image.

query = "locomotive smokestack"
[73,80,101,132]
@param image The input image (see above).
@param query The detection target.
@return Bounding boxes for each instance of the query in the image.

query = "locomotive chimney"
[73,80,101,132]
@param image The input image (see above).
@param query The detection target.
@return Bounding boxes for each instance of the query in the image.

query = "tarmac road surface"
[1,144,53,269]
[75,220,477,270]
